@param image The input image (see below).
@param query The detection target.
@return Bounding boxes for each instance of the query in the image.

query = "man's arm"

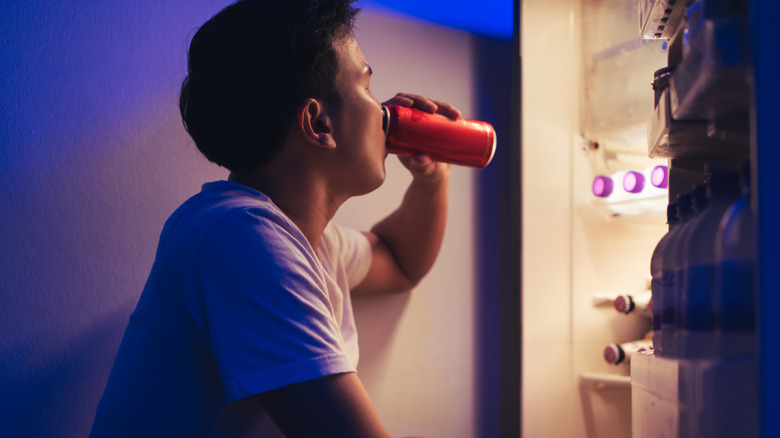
[217,372,429,438]
[352,93,457,296]
[258,372,391,438]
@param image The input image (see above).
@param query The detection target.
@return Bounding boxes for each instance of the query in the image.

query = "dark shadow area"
[472,31,522,437]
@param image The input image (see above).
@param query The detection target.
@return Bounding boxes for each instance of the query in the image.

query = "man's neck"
[228,169,346,252]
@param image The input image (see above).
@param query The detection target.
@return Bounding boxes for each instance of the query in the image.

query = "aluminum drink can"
[382,104,497,169]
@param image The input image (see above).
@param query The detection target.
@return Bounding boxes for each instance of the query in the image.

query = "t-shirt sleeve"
[187,208,356,403]
[322,223,373,288]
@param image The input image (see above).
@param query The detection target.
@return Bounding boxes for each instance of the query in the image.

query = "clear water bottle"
[651,203,678,355]
[660,193,695,357]
[671,184,708,354]
[714,160,756,357]
[678,165,741,358]
[669,186,709,357]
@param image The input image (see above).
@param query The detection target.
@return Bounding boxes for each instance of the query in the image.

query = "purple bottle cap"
[650,165,669,188]
[623,171,646,193]
[592,176,613,198]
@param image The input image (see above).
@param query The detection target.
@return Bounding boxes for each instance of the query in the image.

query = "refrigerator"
[519,0,779,436]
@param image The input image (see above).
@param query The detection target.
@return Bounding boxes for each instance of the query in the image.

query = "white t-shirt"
[90,181,372,437]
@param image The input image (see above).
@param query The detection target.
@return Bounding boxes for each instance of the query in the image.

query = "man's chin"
[358,171,386,197]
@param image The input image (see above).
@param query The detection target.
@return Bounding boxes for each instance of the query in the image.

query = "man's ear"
[298,98,337,149]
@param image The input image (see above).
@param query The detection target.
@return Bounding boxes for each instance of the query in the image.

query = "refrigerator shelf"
[590,196,668,220]
[580,372,631,388]
[639,0,689,40]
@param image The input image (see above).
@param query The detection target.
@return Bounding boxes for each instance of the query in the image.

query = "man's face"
[327,35,387,196]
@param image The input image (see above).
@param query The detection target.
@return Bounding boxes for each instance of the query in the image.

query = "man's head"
[179,0,360,172]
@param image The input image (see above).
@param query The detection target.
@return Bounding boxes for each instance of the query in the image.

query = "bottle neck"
[676,194,694,221]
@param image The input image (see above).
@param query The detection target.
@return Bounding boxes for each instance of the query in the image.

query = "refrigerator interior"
[521,0,761,436]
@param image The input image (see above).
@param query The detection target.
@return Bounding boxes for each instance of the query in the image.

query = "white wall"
[0,3,229,436]
[0,1,489,437]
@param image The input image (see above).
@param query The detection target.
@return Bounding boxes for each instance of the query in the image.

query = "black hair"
[179,0,360,171]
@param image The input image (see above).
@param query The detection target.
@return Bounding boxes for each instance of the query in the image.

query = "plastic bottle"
[670,184,708,357]
[714,160,756,357]
[678,165,741,358]
[651,203,678,355]
[603,338,654,365]
[667,185,709,357]
[659,193,695,357]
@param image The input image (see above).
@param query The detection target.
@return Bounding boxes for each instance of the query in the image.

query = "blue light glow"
[359,0,513,39]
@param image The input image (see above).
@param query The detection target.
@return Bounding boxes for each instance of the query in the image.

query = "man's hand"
[382,92,461,119]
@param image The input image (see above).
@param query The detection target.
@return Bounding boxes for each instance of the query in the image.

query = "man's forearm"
[370,172,449,285]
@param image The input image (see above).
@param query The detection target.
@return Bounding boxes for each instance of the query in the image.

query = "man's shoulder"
[165,181,283,231]
[183,180,277,216]
[155,181,301,258]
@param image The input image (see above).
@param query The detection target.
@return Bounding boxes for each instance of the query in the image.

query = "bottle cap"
[667,202,678,224]
[692,183,709,212]
[677,193,693,218]
[614,295,636,314]
[603,344,626,365]
[651,165,669,188]
[592,176,614,198]
[623,171,645,193]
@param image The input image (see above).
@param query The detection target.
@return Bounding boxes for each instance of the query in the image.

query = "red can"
[382,105,497,169]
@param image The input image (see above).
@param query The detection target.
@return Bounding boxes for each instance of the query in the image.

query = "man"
[91,0,457,436]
